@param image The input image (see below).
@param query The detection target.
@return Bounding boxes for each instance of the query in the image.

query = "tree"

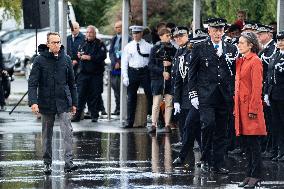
[0,0,22,24]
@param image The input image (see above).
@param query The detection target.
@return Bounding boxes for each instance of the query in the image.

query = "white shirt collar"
[280,50,284,54]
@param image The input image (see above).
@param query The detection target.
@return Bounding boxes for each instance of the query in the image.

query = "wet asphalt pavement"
[0,109,284,189]
[0,76,284,188]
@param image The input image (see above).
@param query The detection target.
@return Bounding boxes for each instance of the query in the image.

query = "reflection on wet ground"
[0,112,284,188]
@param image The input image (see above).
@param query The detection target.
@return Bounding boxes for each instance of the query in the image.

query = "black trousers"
[270,99,284,155]
[199,104,228,168]
[77,73,103,119]
[242,136,262,178]
[179,106,201,160]
[127,67,152,125]
[111,74,121,111]
[177,108,189,142]
[0,79,5,106]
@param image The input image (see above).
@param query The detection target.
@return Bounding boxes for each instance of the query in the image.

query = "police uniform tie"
[214,44,219,53]
[137,43,149,57]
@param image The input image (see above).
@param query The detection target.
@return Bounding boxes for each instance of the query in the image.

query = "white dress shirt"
[212,41,223,57]
[121,39,153,79]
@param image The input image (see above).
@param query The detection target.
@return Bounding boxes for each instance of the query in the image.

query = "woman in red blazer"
[235,32,267,188]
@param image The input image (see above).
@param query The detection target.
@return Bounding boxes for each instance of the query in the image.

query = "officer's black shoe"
[238,177,250,187]
[111,109,120,115]
[173,157,184,166]
[0,106,6,111]
[210,167,229,174]
[200,162,210,173]
[121,122,133,128]
[43,164,52,175]
[64,162,78,173]
[101,110,107,115]
[71,112,81,122]
[91,118,98,122]
[147,126,156,134]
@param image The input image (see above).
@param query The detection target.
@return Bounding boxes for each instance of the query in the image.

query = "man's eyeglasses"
[49,41,61,45]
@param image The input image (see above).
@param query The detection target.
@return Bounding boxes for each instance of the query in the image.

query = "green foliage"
[69,0,117,28]
[0,0,22,24]
[71,0,277,34]
[203,0,277,24]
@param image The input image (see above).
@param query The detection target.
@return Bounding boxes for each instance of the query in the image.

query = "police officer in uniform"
[264,31,284,161]
[71,25,107,122]
[188,18,238,174]
[121,25,153,128]
[170,27,200,152]
[257,24,278,158]
[173,33,209,166]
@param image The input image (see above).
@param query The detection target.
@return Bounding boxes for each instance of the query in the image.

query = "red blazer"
[234,52,267,136]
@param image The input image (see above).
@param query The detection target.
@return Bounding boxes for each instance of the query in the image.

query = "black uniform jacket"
[259,40,277,81]
[28,44,78,114]
[173,41,192,109]
[78,38,107,75]
[149,41,176,95]
[265,51,284,101]
[188,39,238,105]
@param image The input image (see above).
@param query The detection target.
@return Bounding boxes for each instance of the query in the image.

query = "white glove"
[191,97,199,109]
[123,77,129,87]
[264,94,270,106]
[174,103,181,115]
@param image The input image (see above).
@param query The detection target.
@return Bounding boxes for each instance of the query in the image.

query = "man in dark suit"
[67,21,85,79]
[188,18,238,174]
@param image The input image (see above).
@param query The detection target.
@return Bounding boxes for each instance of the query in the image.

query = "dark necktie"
[137,43,149,57]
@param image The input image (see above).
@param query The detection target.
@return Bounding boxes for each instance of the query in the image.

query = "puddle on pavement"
[0,129,282,188]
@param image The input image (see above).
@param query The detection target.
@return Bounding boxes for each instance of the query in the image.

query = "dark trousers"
[0,79,5,106]
[111,75,121,111]
[242,136,262,178]
[270,99,284,155]
[42,113,73,165]
[127,67,152,125]
[77,73,103,119]
[199,104,228,168]
[262,105,275,152]
[179,107,201,160]
[178,108,189,142]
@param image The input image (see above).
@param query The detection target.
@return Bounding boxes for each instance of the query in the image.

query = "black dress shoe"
[238,177,250,187]
[43,164,52,174]
[147,126,156,133]
[121,122,133,128]
[111,109,120,115]
[91,118,98,122]
[64,162,78,173]
[101,110,107,115]
[173,157,184,166]
[244,177,261,188]
[210,167,229,174]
